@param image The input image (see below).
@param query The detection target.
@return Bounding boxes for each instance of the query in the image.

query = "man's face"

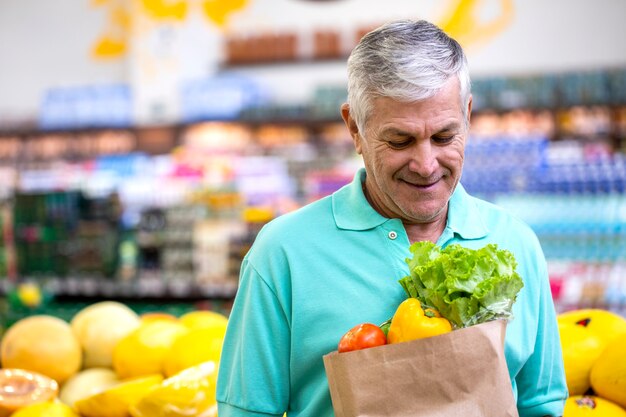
[342,77,471,225]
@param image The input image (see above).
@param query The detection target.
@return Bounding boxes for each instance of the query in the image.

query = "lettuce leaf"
[399,242,524,328]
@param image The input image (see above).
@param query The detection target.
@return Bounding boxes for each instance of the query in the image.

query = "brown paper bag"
[323,319,519,417]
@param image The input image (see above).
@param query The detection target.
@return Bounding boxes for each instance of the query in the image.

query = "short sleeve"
[515,250,568,417]
[217,258,290,417]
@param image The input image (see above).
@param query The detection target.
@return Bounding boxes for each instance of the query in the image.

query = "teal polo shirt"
[217,168,567,417]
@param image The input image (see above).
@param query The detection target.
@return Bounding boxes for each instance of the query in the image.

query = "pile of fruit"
[0,301,228,417]
[558,308,626,416]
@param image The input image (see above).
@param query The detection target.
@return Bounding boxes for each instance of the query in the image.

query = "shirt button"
[388,231,398,240]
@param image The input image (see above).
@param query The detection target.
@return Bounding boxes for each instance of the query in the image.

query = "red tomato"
[338,323,387,353]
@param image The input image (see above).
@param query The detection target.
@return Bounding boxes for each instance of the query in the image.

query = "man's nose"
[407,141,438,177]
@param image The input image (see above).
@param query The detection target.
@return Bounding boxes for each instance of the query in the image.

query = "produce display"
[558,308,626,414]
[0,301,227,417]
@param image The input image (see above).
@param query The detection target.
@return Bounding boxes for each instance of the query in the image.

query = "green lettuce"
[399,242,524,328]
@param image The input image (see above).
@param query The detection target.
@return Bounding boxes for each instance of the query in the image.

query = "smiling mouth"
[401,178,439,189]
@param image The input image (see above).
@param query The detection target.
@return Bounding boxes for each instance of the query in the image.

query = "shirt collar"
[446,182,489,240]
[332,168,389,230]
[332,168,489,239]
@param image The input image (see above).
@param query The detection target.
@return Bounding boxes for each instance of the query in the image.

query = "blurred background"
[1,0,626,323]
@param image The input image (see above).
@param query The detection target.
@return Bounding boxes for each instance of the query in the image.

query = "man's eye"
[432,135,455,144]
[387,139,412,149]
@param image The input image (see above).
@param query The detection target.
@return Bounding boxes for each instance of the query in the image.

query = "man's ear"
[466,94,473,126]
[340,103,363,155]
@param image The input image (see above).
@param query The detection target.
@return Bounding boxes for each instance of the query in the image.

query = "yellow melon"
[10,400,80,417]
[70,301,140,369]
[178,310,228,330]
[59,368,120,409]
[139,312,178,324]
[590,333,626,408]
[112,320,189,379]
[1,315,82,383]
[558,309,626,347]
[558,322,604,395]
[129,362,219,417]
[74,374,163,417]
[564,395,626,416]
[163,326,226,377]
[0,369,59,417]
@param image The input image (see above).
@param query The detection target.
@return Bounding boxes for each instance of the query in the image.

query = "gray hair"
[346,20,471,133]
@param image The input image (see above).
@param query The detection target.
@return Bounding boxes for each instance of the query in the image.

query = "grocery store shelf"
[0,276,238,302]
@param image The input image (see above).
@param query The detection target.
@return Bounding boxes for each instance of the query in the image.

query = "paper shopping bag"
[323,319,519,417]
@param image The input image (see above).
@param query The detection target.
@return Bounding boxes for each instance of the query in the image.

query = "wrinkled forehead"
[364,79,466,126]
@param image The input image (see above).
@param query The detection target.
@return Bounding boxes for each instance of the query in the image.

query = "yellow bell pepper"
[387,298,452,344]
